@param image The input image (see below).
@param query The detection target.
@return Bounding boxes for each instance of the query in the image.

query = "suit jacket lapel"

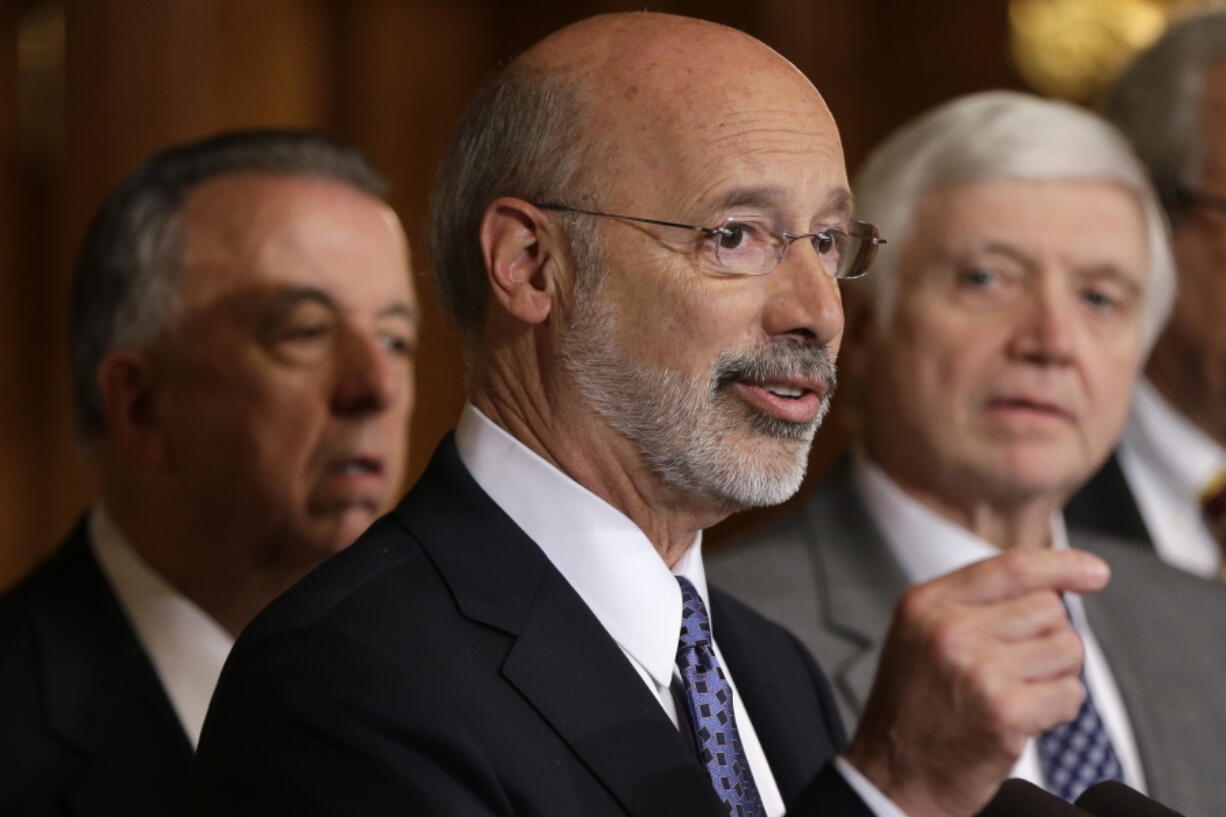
[805,458,909,715]
[32,521,193,814]
[396,438,724,817]
[1075,532,1212,811]
[504,569,723,817]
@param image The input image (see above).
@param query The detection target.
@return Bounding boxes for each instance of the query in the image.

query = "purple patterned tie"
[675,575,766,817]
[1037,602,1123,801]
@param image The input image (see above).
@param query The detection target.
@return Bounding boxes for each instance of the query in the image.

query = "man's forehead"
[177,172,410,307]
[598,100,846,220]
[181,173,400,262]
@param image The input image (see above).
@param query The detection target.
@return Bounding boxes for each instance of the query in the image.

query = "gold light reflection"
[1010,0,1226,102]
[1010,0,1168,101]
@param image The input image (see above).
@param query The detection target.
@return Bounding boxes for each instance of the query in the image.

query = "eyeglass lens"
[711,218,880,279]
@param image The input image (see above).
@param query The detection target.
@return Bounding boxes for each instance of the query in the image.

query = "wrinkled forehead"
[605,72,841,214]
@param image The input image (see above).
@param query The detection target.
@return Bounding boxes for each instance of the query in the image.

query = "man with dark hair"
[1067,11,1226,579]
[200,15,1108,817]
[0,129,418,814]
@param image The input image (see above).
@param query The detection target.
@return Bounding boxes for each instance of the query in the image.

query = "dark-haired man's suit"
[0,522,193,816]
[710,458,1226,817]
[197,437,873,817]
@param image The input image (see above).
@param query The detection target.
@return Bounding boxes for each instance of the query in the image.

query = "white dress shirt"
[90,505,234,748]
[1118,377,1226,579]
[455,404,789,815]
[457,404,912,817]
[852,453,1146,795]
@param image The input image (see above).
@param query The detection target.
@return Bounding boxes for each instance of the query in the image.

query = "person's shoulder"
[708,584,815,670]
[1073,528,1226,614]
[0,520,95,627]
[242,512,429,641]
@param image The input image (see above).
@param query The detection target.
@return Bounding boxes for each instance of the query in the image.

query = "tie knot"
[676,575,712,650]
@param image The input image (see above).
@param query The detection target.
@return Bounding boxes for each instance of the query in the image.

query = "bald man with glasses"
[200,16,1111,817]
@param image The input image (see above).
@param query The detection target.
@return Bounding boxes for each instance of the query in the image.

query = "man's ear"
[479,197,562,326]
[95,349,172,471]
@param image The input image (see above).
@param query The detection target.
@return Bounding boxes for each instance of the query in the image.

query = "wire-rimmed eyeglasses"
[534,202,885,280]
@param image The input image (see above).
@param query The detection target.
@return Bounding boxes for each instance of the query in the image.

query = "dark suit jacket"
[0,520,194,816]
[1064,453,1153,547]
[196,437,870,817]
[710,457,1226,817]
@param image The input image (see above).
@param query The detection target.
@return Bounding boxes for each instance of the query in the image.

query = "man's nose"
[331,329,401,416]
[761,241,845,347]
[1009,279,1077,366]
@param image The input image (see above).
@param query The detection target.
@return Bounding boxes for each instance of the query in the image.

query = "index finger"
[943,548,1109,605]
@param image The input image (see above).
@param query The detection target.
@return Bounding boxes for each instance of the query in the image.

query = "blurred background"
[0,0,1206,587]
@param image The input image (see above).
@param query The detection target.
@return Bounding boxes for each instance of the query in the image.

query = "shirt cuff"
[835,756,911,817]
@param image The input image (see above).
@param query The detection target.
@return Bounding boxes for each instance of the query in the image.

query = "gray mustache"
[713,344,838,394]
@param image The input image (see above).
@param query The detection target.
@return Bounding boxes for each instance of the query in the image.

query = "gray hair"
[71,129,387,440]
[1103,9,1226,211]
[428,64,602,356]
[852,90,1176,350]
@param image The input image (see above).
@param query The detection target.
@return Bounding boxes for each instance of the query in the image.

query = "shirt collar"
[455,404,703,690]
[851,450,1068,585]
[1123,377,1226,498]
[89,505,234,747]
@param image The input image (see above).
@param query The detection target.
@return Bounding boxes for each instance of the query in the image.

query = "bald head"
[524,14,837,204]
[519,12,816,102]
[429,12,844,351]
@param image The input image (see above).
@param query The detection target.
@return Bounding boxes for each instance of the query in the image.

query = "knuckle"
[994,694,1029,733]
[897,583,936,622]
[963,660,997,698]
[931,618,975,660]
[1058,677,1087,722]
[1062,629,1086,666]
[997,549,1034,586]
[1038,591,1065,622]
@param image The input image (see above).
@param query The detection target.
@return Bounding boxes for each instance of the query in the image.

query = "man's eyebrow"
[978,242,1033,265]
[378,302,420,327]
[715,186,789,212]
[824,188,854,223]
[1077,265,1145,296]
[262,288,419,327]
[266,287,339,315]
[713,185,855,223]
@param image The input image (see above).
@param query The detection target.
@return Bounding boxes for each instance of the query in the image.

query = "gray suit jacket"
[709,457,1226,817]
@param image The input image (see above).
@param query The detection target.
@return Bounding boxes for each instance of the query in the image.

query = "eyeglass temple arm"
[534,203,722,235]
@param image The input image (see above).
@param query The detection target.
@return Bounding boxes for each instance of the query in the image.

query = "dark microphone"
[1075,781,1186,816]
[976,779,1093,816]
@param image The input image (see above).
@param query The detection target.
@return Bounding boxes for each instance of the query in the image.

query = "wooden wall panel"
[334,0,499,487]
[1,0,24,583]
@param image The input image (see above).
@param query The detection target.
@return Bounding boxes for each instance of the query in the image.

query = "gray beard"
[560,289,837,512]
